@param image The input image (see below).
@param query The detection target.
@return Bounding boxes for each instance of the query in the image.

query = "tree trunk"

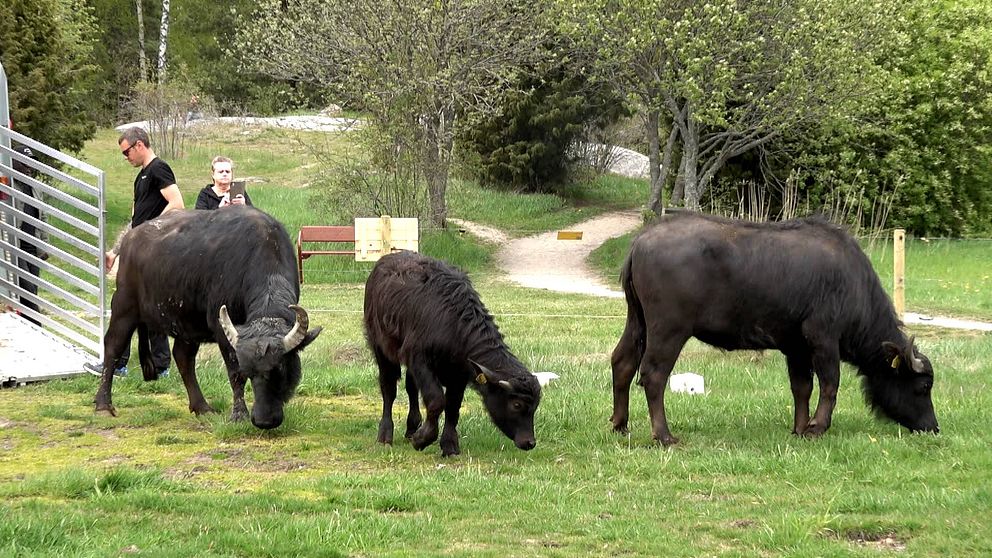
[681,117,701,210]
[645,109,662,215]
[671,153,686,206]
[424,107,455,228]
[157,0,170,83]
[657,121,679,214]
[135,0,147,80]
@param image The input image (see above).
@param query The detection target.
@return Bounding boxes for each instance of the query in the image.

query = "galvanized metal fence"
[1,61,107,359]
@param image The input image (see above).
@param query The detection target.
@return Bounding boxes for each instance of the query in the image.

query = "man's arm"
[105,206,133,272]
[159,184,184,213]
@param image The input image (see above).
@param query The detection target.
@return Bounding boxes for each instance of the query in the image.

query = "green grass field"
[2,126,989,557]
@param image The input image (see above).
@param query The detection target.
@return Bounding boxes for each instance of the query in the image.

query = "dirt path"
[454,210,641,298]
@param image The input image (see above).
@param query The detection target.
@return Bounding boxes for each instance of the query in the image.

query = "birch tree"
[157,0,169,83]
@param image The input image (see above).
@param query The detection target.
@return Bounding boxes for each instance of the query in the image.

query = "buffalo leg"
[805,343,841,437]
[372,346,401,445]
[219,346,248,422]
[94,315,139,416]
[785,352,814,435]
[439,382,466,457]
[409,357,444,451]
[641,333,688,446]
[137,324,157,381]
[173,339,214,415]
[610,322,642,434]
[404,373,422,439]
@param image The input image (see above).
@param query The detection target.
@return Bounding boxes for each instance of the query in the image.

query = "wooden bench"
[297,225,356,284]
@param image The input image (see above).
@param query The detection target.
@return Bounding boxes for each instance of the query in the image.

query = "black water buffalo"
[611,212,938,444]
[364,251,542,456]
[93,207,322,429]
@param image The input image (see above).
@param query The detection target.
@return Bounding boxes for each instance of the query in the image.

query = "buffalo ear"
[469,359,497,383]
[881,341,903,370]
[295,326,323,352]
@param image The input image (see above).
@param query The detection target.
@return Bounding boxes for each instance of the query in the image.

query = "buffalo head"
[219,304,322,429]
[868,336,939,433]
[472,360,541,450]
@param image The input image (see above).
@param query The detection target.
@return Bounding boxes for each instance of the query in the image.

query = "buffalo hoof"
[440,436,460,457]
[411,427,437,451]
[189,403,217,416]
[226,408,245,422]
[440,445,460,457]
[95,405,117,418]
[404,419,422,439]
[377,423,394,445]
[609,416,629,434]
[655,433,679,446]
[802,422,828,438]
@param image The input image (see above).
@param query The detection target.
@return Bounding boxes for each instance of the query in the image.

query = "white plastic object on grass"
[669,372,705,394]
[531,371,560,387]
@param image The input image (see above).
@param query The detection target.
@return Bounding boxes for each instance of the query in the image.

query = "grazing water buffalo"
[364,251,543,456]
[611,212,938,445]
[94,207,322,429]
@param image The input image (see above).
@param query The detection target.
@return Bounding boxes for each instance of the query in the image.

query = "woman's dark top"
[194,184,254,210]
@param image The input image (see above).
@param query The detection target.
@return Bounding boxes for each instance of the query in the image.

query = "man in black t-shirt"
[88,127,185,379]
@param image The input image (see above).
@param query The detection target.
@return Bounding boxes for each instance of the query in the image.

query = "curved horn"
[282,304,310,351]
[218,305,239,347]
[907,335,925,373]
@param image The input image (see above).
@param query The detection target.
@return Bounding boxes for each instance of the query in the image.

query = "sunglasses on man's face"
[121,143,138,157]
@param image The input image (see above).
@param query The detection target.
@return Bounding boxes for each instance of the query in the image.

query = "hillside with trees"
[1,0,990,235]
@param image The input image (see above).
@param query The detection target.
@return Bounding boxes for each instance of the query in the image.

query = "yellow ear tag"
[476,373,487,384]
[890,355,901,369]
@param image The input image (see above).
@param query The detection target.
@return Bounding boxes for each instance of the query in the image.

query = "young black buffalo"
[611,212,938,445]
[364,251,542,456]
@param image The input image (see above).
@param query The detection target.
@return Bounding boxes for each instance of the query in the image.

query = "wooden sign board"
[557,230,583,240]
[354,216,419,262]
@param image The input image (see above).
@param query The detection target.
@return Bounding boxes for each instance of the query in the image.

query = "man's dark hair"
[118,127,151,149]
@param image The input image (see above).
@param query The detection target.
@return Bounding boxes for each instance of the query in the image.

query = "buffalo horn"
[282,304,310,351]
[498,380,513,391]
[907,335,925,373]
[218,305,239,347]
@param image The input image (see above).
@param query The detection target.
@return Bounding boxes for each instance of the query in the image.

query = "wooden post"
[893,229,905,320]
[381,214,392,256]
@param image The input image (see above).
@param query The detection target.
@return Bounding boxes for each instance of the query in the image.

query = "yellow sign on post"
[354,216,419,262]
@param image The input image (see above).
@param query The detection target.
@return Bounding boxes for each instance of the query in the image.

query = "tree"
[0,0,99,152]
[781,0,992,236]
[236,0,549,227]
[458,37,627,193]
[559,0,901,213]
[136,0,149,80]
[156,0,170,83]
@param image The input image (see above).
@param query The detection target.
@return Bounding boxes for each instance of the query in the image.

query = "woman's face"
[212,162,233,188]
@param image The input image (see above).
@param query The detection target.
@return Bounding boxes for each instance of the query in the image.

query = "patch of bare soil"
[843,530,908,552]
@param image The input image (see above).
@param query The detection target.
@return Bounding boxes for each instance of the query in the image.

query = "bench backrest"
[299,225,355,243]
